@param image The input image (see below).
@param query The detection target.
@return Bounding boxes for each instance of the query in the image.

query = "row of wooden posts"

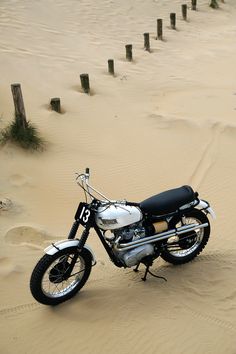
[10,0,224,120]
[74,0,224,105]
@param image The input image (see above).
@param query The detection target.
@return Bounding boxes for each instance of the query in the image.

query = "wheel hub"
[49,261,71,283]
[178,231,197,250]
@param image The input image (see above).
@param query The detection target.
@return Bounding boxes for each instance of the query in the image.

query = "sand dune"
[0,0,236,353]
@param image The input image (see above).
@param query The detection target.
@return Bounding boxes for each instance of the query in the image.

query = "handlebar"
[76,168,140,206]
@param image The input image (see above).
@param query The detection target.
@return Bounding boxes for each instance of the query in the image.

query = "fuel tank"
[95,204,143,230]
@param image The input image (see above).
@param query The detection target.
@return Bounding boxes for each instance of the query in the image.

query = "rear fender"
[44,239,96,263]
[197,199,216,219]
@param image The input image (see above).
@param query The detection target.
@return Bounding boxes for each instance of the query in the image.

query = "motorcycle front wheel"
[30,246,92,305]
[161,209,210,265]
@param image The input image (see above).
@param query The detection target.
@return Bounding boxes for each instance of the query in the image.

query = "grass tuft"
[209,0,219,9]
[0,119,44,151]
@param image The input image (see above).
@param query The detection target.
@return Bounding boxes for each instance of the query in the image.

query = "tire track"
[183,305,236,333]
[189,122,225,188]
[0,302,41,318]
[195,250,236,263]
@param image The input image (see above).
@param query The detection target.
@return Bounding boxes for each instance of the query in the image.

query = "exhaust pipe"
[116,222,208,252]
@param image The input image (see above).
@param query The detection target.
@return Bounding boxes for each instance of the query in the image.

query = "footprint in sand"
[147,113,190,129]
[4,225,52,248]
[9,174,29,187]
[148,114,171,129]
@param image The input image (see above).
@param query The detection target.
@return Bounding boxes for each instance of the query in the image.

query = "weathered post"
[182,4,187,20]
[143,33,150,52]
[157,19,163,40]
[108,59,115,75]
[191,0,197,10]
[209,0,219,8]
[125,44,133,61]
[170,13,176,29]
[11,83,27,129]
[50,98,61,113]
[80,74,90,94]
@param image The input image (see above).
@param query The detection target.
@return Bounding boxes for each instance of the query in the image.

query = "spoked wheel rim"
[166,216,205,258]
[41,252,86,298]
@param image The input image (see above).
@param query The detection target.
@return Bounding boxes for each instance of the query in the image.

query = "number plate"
[75,203,94,227]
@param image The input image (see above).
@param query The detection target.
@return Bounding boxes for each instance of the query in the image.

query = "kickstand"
[142,264,167,282]
[141,265,150,281]
[133,260,167,282]
[147,269,167,282]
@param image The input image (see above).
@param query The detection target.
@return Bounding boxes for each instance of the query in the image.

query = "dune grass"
[210,0,219,9]
[0,118,44,151]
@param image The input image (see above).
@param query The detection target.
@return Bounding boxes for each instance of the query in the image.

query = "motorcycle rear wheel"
[30,246,92,305]
[161,209,210,265]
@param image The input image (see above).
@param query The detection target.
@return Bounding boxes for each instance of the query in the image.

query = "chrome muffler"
[116,223,208,252]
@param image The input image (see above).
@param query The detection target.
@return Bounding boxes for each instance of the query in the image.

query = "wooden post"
[125,44,133,61]
[157,19,163,40]
[108,59,115,75]
[191,0,197,10]
[143,33,150,52]
[50,98,61,113]
[209,0,219,8]
[11,83,27,129]
[182,4,187,20]
[80,74,90,94]
[170,13,176,29]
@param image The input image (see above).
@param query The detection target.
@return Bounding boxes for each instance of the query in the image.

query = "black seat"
[140,185,196,216]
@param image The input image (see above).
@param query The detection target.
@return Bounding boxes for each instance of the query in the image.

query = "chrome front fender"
[44,239,96,263]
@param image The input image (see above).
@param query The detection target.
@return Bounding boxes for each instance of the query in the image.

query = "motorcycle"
[30,168,216,305]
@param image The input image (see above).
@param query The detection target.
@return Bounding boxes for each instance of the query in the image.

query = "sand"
[0,0,236,353]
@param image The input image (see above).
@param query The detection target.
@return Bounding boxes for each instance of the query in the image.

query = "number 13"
[79,206,91,224]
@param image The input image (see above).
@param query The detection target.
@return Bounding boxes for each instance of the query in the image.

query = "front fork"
[68,221,80,239]
[67,220,91,250]
[62,221,92,276]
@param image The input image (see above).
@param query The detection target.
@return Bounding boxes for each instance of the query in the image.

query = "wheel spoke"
[68,268,86,278]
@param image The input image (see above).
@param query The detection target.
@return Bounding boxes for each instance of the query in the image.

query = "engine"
[111,222,155,268]
[113,222,146,243]
[96,203,169,268]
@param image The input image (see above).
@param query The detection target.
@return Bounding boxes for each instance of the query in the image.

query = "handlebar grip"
[85,167,90,174]
[126,201,140,207]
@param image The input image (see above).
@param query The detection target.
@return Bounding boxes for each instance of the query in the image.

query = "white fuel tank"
[95,204,143,230]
